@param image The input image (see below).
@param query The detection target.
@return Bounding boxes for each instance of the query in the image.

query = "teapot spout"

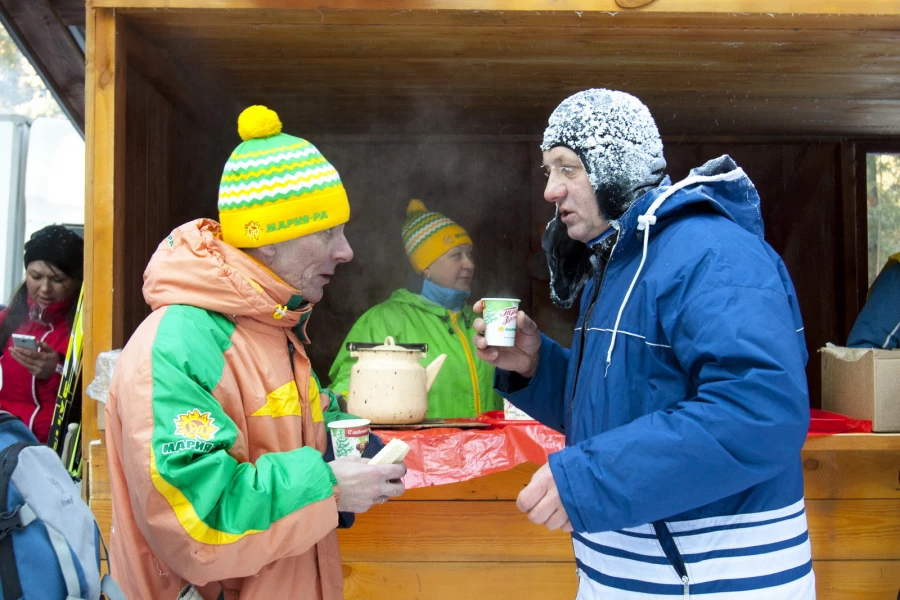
[425,353,448,392]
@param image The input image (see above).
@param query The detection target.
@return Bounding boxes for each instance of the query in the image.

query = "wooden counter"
[336,434,900,599]
[88,434,899,598]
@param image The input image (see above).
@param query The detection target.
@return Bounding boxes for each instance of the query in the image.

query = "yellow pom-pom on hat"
[237,105,283,141]
[401,199,472,273]
[406,199,428,216]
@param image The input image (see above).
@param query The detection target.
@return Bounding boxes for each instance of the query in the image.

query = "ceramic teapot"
[346,336,447,424]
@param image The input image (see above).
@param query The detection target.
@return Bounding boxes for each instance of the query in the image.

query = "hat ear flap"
[541,212,594,309]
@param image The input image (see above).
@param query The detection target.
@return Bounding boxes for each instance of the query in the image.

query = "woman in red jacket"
[0,225,82,442]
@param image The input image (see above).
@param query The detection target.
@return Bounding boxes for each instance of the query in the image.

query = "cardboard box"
[820,344,900,432]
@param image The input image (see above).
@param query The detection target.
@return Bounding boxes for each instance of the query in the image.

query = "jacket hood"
[143,219,311,330]
[599,155,764,372]
[613,154,763,260]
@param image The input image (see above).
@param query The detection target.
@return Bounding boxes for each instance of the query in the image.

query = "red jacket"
[0,296,72,442]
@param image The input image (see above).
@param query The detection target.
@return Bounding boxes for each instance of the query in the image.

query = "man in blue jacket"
[474,89,815,599]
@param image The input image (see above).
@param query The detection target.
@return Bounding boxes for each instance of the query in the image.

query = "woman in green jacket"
[328,200,502,419]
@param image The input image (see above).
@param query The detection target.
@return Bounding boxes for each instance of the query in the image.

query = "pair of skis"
[46,285,84,478]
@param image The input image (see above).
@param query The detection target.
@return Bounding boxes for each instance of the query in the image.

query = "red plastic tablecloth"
[376,409,873,488]
[374,425,565,489]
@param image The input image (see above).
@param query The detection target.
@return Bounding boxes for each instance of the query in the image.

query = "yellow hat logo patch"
[244,220,262,241]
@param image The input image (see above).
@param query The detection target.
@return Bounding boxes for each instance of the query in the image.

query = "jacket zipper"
[653,521,690,598]
[27,327,55,431]
[449,311,481,415]
[568,257,611,434]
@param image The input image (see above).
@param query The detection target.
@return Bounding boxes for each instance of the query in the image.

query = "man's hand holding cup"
[473,298,542,378]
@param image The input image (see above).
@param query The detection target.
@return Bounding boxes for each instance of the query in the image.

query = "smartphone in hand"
[11,334,38,352]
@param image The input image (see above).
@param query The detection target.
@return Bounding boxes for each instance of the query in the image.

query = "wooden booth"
[82,1,900,598]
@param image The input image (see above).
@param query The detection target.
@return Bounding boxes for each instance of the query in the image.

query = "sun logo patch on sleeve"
[173,409,220,441]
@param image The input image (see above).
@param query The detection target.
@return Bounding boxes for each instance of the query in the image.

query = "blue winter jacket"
[847,259,900,349]
[498,156,815,598]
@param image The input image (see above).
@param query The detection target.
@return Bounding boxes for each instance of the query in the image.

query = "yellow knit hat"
[218,105,350,248]
[401,200,472,273]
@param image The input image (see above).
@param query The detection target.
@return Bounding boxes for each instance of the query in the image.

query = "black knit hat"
[23,225,84,280]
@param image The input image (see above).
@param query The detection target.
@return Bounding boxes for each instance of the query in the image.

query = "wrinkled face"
[25,260,79,308]
[542,146,610,243]
[424,243,475,291]
[267,225,354,303]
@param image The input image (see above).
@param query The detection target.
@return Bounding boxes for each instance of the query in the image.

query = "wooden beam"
[49,0,86,27]
[119,7,900,30]
[0,0,85,131]
[83,5,125,484]
[90,0,900,17]
[336,498,900,561]
[802,432,900,451]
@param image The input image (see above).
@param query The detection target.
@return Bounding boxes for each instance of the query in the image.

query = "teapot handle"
[345,341,428,353]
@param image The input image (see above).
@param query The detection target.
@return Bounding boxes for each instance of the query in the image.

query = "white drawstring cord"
[603,167,748,376]
[606,213,655,375]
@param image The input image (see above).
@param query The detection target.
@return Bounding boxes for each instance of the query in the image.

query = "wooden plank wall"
[120,65,226,337]
[304,139,535,378]
[337,438,900,599]
[303,139,853,407]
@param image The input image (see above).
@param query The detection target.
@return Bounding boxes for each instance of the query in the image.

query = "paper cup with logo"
[503,398,534,421]
[482,298,520,347]
[328,418,371,458]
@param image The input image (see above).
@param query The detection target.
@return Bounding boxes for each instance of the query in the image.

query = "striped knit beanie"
[401,200,472,274]
[218,105,350,248]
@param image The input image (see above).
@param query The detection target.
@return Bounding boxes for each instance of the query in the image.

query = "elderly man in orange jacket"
[105,106,406,600]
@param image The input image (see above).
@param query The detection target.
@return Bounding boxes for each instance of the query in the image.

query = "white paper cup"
[482,298,520,347]
[503,398,534,420]
[328,418,371,458]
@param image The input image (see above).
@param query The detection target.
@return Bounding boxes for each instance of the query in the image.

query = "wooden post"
[83,4,125,495]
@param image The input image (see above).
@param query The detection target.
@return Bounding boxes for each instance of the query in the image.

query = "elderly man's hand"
[516,463,573,533]
[9,341,59,380]
[329,456,407,513]
[472,300,542,378]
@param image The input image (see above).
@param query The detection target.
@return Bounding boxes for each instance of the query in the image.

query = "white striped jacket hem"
[572,498,815,598]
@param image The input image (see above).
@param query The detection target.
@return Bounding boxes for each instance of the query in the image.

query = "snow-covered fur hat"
[540,89,666,308]
[542,88,665,221]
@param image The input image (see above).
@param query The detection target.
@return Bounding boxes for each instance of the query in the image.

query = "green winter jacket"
[328,289,502,419]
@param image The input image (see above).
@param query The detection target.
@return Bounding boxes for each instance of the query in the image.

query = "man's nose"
[544,177,565,204]
[333,233,354,263]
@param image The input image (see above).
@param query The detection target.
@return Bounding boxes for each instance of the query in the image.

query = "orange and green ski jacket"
[105,219,344,600]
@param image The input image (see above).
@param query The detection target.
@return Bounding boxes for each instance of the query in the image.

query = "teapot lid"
[346,336,428,353]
